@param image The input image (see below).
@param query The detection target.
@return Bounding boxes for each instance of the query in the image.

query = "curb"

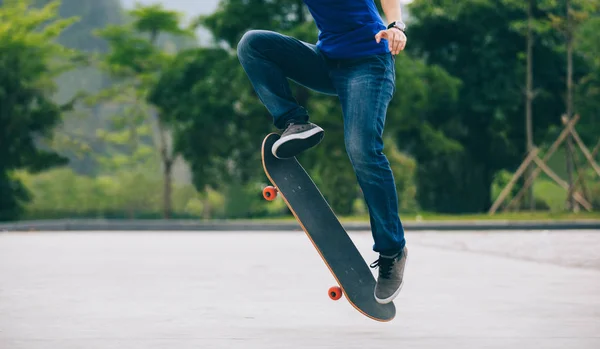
[1,219,599,232]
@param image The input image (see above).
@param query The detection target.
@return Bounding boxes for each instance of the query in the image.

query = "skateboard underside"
[261,133,396,322]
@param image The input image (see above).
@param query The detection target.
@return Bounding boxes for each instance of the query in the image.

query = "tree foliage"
[4,0,599,220]
[0,0,79,220]
[402,0,580,212]
[93,3,195,218]
[151,0,460,215]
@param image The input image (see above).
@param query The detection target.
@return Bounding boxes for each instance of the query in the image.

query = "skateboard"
[261,133,396,322]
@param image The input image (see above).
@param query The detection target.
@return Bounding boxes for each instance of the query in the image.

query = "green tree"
[543,0,600,210]
[149,46,277,217]
[160,0,324,216]
[502,0,556,210]
[157,0,458,216]
[0,0,79,220]
[95,4,195,218]
[404,0,569,213]
[30,0,128,177]
[575,15,600,142]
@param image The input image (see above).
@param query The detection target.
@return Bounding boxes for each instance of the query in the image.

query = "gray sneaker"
[272,121,324,159]
[370,246,407,304]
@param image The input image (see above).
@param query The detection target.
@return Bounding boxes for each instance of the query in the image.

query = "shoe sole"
[272,127,324,159]
[374,254,407,304]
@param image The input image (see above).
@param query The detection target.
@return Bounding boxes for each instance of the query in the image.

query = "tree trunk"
[202,185,211,220]
[565,0,577,211]
[158,120,173,219]
[525,0,535,211]
[163,156,173,219]
[296,0,305,23]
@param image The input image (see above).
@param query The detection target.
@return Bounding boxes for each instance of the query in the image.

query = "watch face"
[396,22,406,30]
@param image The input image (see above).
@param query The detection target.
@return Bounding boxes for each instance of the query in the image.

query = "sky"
[121,0,230,16]
[121,0,413,18]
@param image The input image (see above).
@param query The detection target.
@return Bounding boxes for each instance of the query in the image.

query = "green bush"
[14,167,223,219]
[386,139,419,213]
[533,179,564,211]
[222,181,290,219]
[490,167,598,212]
[582,168,600,209]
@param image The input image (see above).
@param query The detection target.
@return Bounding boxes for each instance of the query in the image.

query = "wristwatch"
[387,21,406,33]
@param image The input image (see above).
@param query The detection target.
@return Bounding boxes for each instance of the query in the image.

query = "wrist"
[387,20,406,33]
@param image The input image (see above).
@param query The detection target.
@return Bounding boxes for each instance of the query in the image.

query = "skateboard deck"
[261,133,396,322]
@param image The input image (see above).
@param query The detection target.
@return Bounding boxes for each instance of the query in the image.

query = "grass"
[393,211,600,222]
[252,210,600,223]
[342,211,600,222]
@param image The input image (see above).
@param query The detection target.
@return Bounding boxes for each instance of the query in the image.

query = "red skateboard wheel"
[262,186,278,201]
[328,286,342,300]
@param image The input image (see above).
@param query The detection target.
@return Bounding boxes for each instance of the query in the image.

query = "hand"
[375,28,407,55]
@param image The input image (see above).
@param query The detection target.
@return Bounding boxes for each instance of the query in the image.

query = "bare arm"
[375,0,407,55]
[380,0,403,24]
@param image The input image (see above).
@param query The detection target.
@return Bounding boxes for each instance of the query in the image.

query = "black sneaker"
[272,121,324,159]
[370,246,408,304]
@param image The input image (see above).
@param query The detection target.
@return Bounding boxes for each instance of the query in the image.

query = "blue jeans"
[237,30,405,255]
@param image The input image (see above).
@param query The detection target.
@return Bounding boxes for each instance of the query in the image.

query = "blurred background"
[1,0,599,223]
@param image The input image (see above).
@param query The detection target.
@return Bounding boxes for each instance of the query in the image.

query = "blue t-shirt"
[303,0,390,59]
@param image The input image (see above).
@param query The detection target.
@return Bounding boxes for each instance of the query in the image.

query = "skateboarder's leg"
[331,53,405,255]
[331,53,407,304]
[237,30,335,158]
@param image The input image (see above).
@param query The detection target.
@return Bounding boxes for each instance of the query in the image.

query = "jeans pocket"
[372,53,394,72]
[370,53,396,92]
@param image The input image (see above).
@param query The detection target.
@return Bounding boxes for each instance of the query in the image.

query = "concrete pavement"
[1,230,599,348]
